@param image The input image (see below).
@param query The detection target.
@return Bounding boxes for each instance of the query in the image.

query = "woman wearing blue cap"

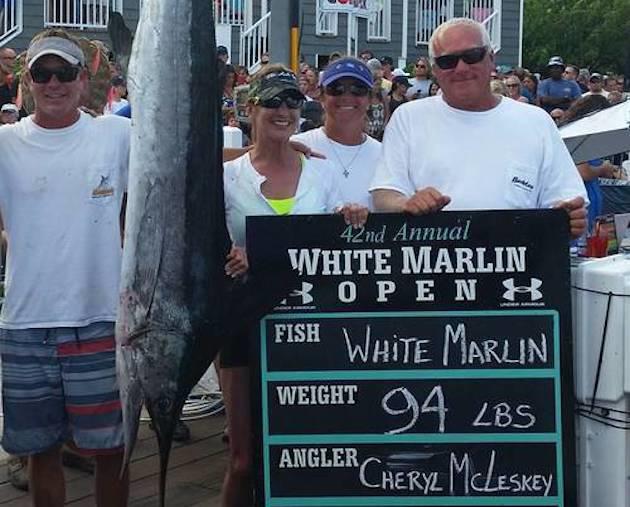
[292,57,382,211]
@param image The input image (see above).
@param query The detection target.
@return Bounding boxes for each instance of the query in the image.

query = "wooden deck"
[0,414,228,506]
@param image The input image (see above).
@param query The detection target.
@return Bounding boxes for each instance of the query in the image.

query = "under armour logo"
[502,278,543,301]
[281,282,314,305]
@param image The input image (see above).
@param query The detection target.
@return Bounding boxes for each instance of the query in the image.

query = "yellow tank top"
[267,197,296,215]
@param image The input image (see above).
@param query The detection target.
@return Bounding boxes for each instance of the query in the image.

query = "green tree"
[523,0,630,76]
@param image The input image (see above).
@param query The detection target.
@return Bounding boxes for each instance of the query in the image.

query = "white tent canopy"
[560,100,630,164]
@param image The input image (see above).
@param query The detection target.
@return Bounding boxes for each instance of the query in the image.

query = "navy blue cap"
[321,57,373,88]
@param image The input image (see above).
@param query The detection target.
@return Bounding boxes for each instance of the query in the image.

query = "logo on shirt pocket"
[92,175,115,199]
[506,166,538,207]
[511,175,534,193]
[87,168,117,206]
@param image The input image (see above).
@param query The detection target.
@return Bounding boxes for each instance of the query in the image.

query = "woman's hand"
[225,246,249,278]
[336,203,369,228]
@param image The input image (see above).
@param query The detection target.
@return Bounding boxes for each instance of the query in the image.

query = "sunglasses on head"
[259,93,304,109]
[434,46,488,70]
[325,82,370,97]
[30,65,81,84]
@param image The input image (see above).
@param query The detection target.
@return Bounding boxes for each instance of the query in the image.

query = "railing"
[415,0,455,45]
[463,0,502,51]
[316,0,338,37]
[45,0,119,30]
[367,0,391,42]
[0,0,22,46]
[214,0,250,27]
[239,10,269,74]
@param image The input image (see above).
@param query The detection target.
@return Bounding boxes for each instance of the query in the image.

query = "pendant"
[343,168,350,178]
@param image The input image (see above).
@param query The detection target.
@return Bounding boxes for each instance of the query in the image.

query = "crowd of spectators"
[211,44,627,146]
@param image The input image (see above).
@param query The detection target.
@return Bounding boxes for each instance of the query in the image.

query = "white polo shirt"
[370,96,587,210]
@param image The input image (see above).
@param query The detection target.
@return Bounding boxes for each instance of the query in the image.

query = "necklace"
[325,131,366,178]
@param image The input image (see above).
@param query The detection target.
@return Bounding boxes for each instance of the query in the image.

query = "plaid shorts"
[0,322,124,456]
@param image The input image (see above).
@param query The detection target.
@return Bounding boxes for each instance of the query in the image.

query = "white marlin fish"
[112,3,295,505]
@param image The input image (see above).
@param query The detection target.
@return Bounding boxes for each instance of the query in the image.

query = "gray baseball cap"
[26,36,85,69]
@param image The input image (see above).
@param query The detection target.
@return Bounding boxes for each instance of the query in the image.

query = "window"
[0,0,22,45]
[316,0,338,37]
[214,0,247,26]
[463,0,502,51]
[367,0,391,42]
[45,0,121,30]
[415,0,454,45]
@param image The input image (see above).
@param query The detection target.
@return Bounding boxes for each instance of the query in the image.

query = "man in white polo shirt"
[370,18,587,239]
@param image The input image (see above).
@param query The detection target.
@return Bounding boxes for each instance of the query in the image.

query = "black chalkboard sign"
[247,210,576,507]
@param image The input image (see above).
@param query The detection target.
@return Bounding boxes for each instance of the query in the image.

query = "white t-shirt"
[370,96,588,210]
[0,112,130,329]
[406,78,431,99]
[224,152,342,247]
[103,98,129,115]
[291,127,381,210]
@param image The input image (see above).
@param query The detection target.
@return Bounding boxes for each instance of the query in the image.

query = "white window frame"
[316,0,338,37]
[44,0,123,30]
[0,0,23,46]
[463,0,502,52]
[415,0,454,46]
[214,0,250,27]
[367,0,391,42]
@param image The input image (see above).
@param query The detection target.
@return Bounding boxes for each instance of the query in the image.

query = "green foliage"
[523,0,630,75]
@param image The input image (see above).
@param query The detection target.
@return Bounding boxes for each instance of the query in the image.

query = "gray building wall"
[298,0,521,70]
[6,0,140,53]
[5,1,521,69]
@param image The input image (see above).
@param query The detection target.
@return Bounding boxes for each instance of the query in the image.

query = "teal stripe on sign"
[553,314,565,507]
[267,433,558,445]
[260,320,273,507]
[266,369,556,381]
[262,310,559,320]
[269,496,560,506]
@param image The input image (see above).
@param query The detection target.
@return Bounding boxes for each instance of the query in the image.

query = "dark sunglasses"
[259,94,304,109]
[30,65,81,84]
[434,46,488,70]
[325,82,370,97]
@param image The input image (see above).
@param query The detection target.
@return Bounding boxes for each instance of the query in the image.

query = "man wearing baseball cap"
[583,73,609,98]
[0,103,19,124]
[292,57,381,209]
[538,55,581,112]
[0,29,130,505]
[217,45,229,64]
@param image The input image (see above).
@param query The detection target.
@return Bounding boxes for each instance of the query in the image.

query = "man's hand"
[336,203,369,228]
[404,187,451,215]
[554,196,587,239]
